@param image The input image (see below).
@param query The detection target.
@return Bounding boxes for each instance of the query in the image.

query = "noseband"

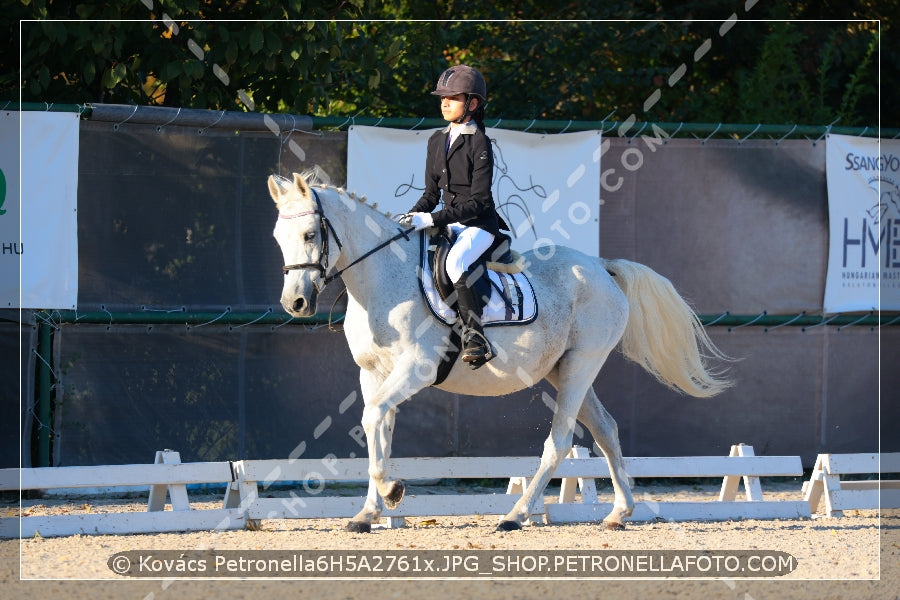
[280,187,414,291]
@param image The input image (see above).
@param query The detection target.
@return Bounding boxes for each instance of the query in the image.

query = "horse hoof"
[244,519,262,531]
[345,520,372,533]
[383,480,406,509]
[603,520,626,531]
[496,520,522,532]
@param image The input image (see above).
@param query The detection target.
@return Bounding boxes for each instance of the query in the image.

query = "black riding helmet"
[431,65,487,123]
[431,64,487,100]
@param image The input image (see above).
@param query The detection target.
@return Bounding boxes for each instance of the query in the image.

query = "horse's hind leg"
[498,356,596,531]
[577,387,634,528]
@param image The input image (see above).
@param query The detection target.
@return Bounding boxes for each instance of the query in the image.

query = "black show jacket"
[410,124,507,235]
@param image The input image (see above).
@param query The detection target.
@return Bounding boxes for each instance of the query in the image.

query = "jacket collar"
[443,121,477,156]
[442,121,478,135]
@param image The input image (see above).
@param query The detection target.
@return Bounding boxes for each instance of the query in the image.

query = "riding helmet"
[431,65,487,100]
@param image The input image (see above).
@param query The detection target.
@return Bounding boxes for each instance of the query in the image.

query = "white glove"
[402,212,434,230]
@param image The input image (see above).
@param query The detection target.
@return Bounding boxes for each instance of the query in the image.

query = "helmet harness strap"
[454,94,475,124]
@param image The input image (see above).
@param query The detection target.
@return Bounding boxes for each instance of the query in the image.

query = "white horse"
[268,171,731,532]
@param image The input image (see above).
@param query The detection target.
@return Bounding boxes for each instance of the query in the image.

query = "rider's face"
[440,93,477,123]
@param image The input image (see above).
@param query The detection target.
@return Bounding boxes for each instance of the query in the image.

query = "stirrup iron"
[462,329,494,368]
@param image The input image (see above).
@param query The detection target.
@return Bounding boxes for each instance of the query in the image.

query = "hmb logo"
[842,173,900,269]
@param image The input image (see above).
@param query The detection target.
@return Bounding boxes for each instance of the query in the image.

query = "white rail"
[0,444,818,538]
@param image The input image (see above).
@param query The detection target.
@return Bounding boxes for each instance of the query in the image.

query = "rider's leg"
[445,224,494,284]
[446,225,495,369]
[453,272,493,367]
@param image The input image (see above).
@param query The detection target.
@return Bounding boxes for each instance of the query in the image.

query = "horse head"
[269,172,337,317]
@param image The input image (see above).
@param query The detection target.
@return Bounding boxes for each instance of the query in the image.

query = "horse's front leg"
[348,407,399,533]
[346,362,423,533]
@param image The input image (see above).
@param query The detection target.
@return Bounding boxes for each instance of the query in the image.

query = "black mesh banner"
[2,119,894,468]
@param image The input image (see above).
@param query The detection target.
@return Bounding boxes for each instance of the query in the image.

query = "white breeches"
[446,223,495,284]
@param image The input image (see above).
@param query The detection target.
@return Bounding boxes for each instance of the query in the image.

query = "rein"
[281,188,415,290]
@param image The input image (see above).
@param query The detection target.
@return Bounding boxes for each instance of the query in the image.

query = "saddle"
[418,228,537,386]
[420,228,537,327]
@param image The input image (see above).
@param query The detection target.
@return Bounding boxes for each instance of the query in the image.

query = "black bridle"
[281,188,415,290]
[280,188,341,287]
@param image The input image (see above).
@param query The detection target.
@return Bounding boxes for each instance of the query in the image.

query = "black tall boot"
[453,277,494,369]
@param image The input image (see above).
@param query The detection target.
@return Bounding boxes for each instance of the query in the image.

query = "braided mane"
[296,167,394,218]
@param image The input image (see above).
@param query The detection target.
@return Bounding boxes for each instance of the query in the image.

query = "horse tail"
[602,258,733,398]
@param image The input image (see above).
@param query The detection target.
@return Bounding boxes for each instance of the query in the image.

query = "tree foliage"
[3,0,895,126]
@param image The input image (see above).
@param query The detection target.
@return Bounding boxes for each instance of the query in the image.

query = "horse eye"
[304,231,317,242]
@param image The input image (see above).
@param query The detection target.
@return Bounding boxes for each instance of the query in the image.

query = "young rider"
[401,64,508,369]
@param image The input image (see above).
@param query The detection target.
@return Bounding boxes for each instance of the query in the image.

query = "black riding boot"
[453,278,494,369]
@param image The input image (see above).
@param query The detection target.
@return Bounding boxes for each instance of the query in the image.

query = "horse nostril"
[293,298,306,312]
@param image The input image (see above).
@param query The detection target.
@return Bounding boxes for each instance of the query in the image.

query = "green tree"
[7,1,381,112]
[3,0,894,127]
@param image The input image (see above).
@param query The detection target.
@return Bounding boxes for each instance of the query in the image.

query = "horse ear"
[267,175,283,204]
[292,172,311,199]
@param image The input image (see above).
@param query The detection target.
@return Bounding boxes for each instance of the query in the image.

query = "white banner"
[0,111,79,309]
[824,134,900,313]
[347,125,602,257]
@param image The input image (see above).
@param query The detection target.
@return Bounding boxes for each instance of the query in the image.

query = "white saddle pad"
[419,232,538,327]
